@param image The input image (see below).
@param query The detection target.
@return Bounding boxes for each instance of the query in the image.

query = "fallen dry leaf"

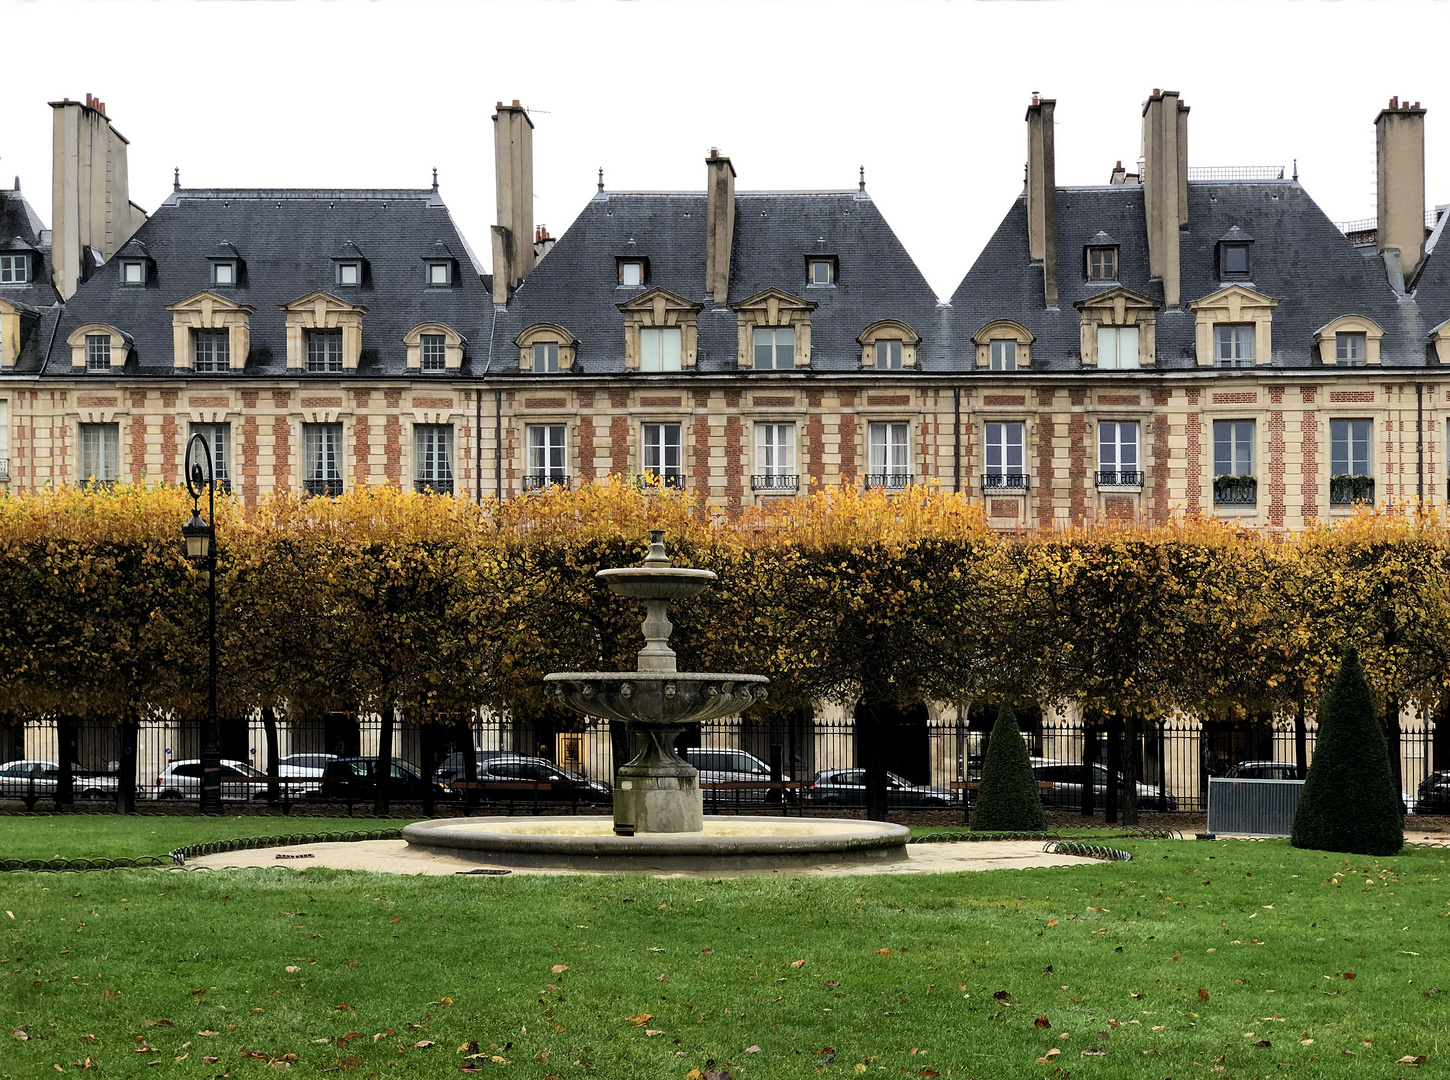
[284,966,300,974]
[197,1030,219,1037]
[876,948,892,956]
[1397,1055,1427,1066]
[1081,1048,1106,1057]
[1198,988,1210,1000]
[1252,1040,1272,1048]
[629,1014,652,1027]
[745,1044,761,1052]
[11,1030,29,1041]
[552,965,568,974]
[1342,972,1357,980]
[1034,1017,1051,1028]
[414,1040,435,1049]
[1035,1048,1062,1063]
[790,959,806,969]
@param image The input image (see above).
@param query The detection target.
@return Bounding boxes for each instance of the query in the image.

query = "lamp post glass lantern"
[183,432,222,815]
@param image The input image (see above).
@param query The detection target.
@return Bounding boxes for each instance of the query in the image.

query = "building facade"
[1,92,1447,531]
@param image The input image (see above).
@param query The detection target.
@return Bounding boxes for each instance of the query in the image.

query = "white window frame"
[533,342,560,373]
[306,329,344,373]
[121,260,145,286]
[875,340,903,370]
[420,334,448,373]
[303,423,343,494]
[641,422,683,481]
[415,424,455,493]
[1330,418,1372,477]
[1097,326,1140,369]
[85,334,111,371]
[526,423,568,483]
[755,423,796,477]
[193,329,231,372]
[1335,332,1366,364]
[1097,421,1139,482]
[336,262,361,287]
[753,326,795,370]
[809,259,833,286]
[1214,324,1255,367]
[619,261,643,287]
[79,422,119,484]
[989,339,1018,371]
[868,421,910,476]
[1213,419,1255,476]
[427,261,452,286]
[984,421,1025,477]
[640,327,682,372]
[0,254,30,284]
[191,423,231,490]
[211,261,236,286]
[1086,246,1117,281]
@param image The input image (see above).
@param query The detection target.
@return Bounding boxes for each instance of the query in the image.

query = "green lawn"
[0,817,417,863]
[4,835,1447,1078]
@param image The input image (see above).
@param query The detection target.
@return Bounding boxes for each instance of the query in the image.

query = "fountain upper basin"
[597,566,716,601]
[543,671,768,727]
[403,816,911,871]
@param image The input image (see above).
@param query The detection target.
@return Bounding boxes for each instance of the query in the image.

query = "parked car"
[448,755,611,805]
[1030,757,1178,811]
[434,749,512,786]
[804,768,955,809]
[683,747,794,804]
[276,753,337,778]
[310,757,449,803]
[1225,760,1303,780]
[152,758,309,800]
[1414,770,1450,815]
[0,760,121,800]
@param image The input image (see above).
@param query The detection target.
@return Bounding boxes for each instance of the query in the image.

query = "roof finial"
[13,176,19,192]
[432,166,439,191]
[1292,158,1298,182]
[597,167,604,193]
[173,167,180,192]
[859,165,865,192]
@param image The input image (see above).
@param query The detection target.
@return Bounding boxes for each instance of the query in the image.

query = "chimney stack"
[1375,96,1427,282]
[491,100,535,304]
[704,148,736,306]
[1025,96,1058,308]
[49,94,144,299]
[1141,89,1190,307]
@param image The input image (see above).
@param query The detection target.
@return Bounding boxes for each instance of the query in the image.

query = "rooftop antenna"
[598,167,605,193]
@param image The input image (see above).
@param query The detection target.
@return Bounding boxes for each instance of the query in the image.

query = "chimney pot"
[1390,95,1399,108]
[512,99,520,107]
[1152,88,1160,96]
[497,101,503,107]
[1375,95,1427,282]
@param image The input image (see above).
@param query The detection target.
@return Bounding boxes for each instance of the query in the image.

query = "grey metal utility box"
[1206,777,1305,838]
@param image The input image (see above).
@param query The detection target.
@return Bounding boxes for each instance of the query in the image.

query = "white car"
[683,747,794,804]
[152,758,316,800]
[276,753,337,778]
[0,760,119,800]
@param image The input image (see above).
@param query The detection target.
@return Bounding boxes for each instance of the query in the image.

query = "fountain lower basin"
[402,816,911,871]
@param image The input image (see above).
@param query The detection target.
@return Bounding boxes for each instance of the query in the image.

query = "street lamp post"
[183,433,221,817]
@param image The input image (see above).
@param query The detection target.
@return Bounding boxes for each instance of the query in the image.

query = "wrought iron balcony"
[304,478,344,497]
[638,471,685,489]
[752,473,799,492]
[1329,474,1374,508]
[1213,475,1257,506]
[78,478,116,492]
[414,479,455,495]
[0,457,9,482]
[522,474,570,491]
[981,472,1029,492]
[864,472,912,490]
[1095,469,1144,489]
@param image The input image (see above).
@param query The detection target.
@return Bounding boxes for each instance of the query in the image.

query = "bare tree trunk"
[459,716,480,809]
[1294,697,1308,779]
[856,692,889,822]
[1104,722,1120,824]
[262,707,281,804]
[55,715,76,810]
[1121,713,1140,826]
[1081,721,1097,817]
[374,705,394,817]
[115,715,138,815]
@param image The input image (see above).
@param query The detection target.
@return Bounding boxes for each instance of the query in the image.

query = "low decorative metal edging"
[1044,840,1134,861]
[0,828,403,873]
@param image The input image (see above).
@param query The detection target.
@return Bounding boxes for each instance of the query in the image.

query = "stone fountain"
[403,532,908,871]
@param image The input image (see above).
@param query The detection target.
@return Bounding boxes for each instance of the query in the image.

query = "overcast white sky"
[2,0,1447,300]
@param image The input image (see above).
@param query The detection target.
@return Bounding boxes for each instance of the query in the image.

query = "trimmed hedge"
[970,702,1047,832]
[1290,648,1404,856]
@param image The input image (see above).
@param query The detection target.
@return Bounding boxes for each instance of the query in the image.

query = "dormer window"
[212,261,237,287]
[990,339,1019,371]
[121,260,146,286]
[1216,227,1254,281]
[808,258,836,287]
[1086,246,1118,281]
[1336,332,1367,365]
[420,334,447,372]
[336,261,361,287]
[426,260,452,286]
[618,260,645,287]
[0,254,30,284]
[876,340,902,370]
[534,342,560,373]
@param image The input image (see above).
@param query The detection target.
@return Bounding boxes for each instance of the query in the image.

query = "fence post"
[420,724,437,817]
[1081,725,1097,817]
[116,717,138,815]
[769,744,783,810]
[1294,698,1308,779]
[55,715,76,810]
[1104,723,1121,824]
[1386,693,1404,803]
[374,704,395,818]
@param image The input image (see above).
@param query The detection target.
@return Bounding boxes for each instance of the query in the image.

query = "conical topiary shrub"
[1290,648,1403,856]
[970,701,1047,831]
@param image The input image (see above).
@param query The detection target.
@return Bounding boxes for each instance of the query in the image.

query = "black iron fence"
[3,709,1446,818]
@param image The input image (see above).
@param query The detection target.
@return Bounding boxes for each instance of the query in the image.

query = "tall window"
[868,421,910,486]
[876,340,902,370]
[755,423,796,480]
[0,254,28,283]
[1086,246,1117,280]
[306,330,344,373]
[79,423,119,486]
[85,334,111,371]
[990,340,1017,371]
[526,424,568,487]
[415,424,454,494]
[303,423,343,496]
[191,423,231,493]
[1336,332,1367,365]
[533,342,560,373]
[193,330,231,372]
[1213,420,1254,475]
[641,422,683,485]
[1214,324,1254,367]
[753,326,795,370]
[639,327,682,372]
[1330,419,1371,476]
[1097,421,1140,484]
[983,422,1025,488]
[420,334,447,372]
[1097,326,1140,369]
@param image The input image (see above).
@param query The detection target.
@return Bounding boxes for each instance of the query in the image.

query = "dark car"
[1224,760,1303,780]
[449,755,611,806]
[805,768,955,809]
[1414,770,1450,815]
[1031,758,1178,811]
[433,749,512,786]
[311,758,449,803]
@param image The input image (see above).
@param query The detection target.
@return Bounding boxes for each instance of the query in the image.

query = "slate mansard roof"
[948,179,1422,371]
[0,183,62,370]
[40,188,492,377]
[493,189,948,375]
